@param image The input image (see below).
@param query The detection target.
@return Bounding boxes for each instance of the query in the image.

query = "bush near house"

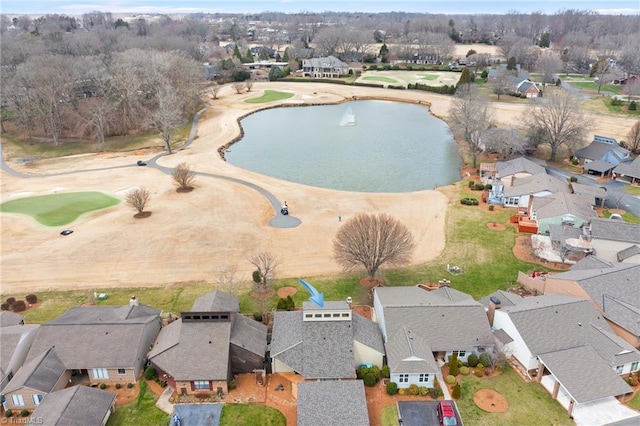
[448,353,459,376]
[144,366,156,380]
[5,410,13,418]
[419,386,429,396]
[460,198,479,205]
[382,365,390,378]
[446,375,457,384]
[386,382,398,395]
[452,383,462,399]
[409,384,419,395]
[460,366,470,375]
[475,363,485,377]
[20,410,29,417]
[26,294,38,304]
[479,352,493,368]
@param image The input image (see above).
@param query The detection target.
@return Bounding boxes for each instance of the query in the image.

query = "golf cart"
[280,204,289,215]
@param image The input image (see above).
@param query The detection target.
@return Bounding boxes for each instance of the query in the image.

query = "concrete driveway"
[171,403,222,426]
[397,400,462,426]
[572,397,640,426]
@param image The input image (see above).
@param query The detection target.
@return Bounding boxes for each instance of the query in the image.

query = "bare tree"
[481,128,528,159]
[536,51,563,85]
[232,82,245,94]
[493,67,514,100]
[172,162,196,191]
[590,58,611,94]
[215,264,238,294]
[209,83,221,100]
[522,90,588,162]
[624,80,640,103]
[125,187,151,216]
[627,120,640,154]
[74,97,116,151]
[448,86,493,168]
[245,79,253,92]
[151,82,182,154]
[333,212,415,281]
[249,252,279,294]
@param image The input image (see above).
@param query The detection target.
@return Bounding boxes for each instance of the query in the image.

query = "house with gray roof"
[32,385,115,426]
[297,380,370,426]
[148,290,266,395]
[270,301,384,379]
[574,135,631,177]
[543,261,640,347]
[480,292,640,420]
[613,156,640,184]
[302,56,349,78]
[2,347,70,410]
[373,286,494,388]
[1,312,38,393]
[587,218,640,264]
[24,303,161,385]
[481,156,546,186]
[501,173,569,209]
[516,79,541,98]
[530,192,597,235]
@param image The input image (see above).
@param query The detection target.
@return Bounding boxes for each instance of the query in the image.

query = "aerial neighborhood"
[1,3,640,426]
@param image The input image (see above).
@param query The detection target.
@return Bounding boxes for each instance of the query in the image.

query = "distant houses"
[574,135,632,177]
[302,56,349,78]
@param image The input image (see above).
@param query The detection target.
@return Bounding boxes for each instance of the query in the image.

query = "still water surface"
[225,100,461,192]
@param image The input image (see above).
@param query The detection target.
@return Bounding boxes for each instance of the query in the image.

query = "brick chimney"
[487,295,501,327]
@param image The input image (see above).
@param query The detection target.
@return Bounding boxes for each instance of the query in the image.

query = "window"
[118,369,126,375]
[454,350,466,358]
[616,365,624,374]
[11,395,24,406]
[32,395,43,405]
[398,374,409,383]
[631,362,639,372]
[92,368,109,379]
[419,374,429,382]
[193,380,210,390]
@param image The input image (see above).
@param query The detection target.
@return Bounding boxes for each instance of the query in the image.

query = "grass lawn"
[361,76,398,83]
[107,381,169,426]
[623,185,640,196]
[602,209,640,223]
[0,191,120,226]
[420,74,440,80]
[245,90,295,104]
[456,366,572,426]
[568,81,622,95]
[628,392,640,410]
[380,404,399,426]
[219,404,286,426]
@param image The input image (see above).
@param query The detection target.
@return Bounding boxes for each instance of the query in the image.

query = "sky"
[0,0,638,16]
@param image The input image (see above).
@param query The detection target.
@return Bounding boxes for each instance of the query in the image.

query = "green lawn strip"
[362,76,398,83]
[628,392,640,410]
[455,366,572,426]
[568,81,622,94]
[419,74,440,81]
[380,404,399,426]
[602,209,640,223]
[0,192,120,226]
[219,404,286,426]
[107,380,169,426]
[623,185,640,196]
[245,90,295,104]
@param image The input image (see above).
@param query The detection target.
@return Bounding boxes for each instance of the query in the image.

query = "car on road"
[437,401,457,426]
[60,230,73,236]
[137,160,147,166]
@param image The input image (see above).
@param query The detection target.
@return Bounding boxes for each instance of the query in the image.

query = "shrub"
[570,176,578,183]
[437,389,444,397]
[229,379,237,390]
[252,270,262,284]
[459,366,470,375]
[99,383,107,389]
[12,300,26,312]
[468,180,474,188]
[398,388,406,395]
[26,294,38,304]
[363,372,378,387]
[369,365,381,381]
[20,410,29,417]
[631,377,639,387]
[1,303,9,311]
[474,183,485,190]
[159,381,167,388]
[144,366,156,380]
[5,410,13,418]
[630,101,637,111]
[408,384,419,395]
[433,377,441,391]
[479,352,493,368]
[6,297,16,306]
[428,388,438,399]
[253,312,263,322]
[485,183,492,190]
[467,353,479,368]
[488,205,495,211]
[611,98,623,106]
[448,353,459,376]
[419,386,429,396]
[115,383,122,389]
[475,363,485,377]
[386,381,398,395]
[452,383,461,399]
[382,365,390,379]
[445,375,457,385]
[127,383,134,389]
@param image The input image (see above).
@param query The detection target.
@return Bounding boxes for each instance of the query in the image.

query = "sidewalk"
[156,386,174,415]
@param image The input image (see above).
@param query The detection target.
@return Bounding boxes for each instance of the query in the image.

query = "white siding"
[272,358,295,374]
[492,310,538,370]
[353,341,383,369]
[391,372,434,388]
[372,292,387,342]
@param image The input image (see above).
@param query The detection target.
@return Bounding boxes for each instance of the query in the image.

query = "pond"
[225,100,461,193]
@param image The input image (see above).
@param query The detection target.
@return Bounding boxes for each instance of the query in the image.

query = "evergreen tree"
[245,48,254,63]
[507,57,517,71]
[448,352,459,376]
[379,44,389,63]
[259,48,269,61]
[452,383,461,399]
[456,67,473,88]
[282,47,290,62]
[233,44,243,62]
[539,32,551,48]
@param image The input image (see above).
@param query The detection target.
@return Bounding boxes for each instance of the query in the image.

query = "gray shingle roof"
[4,347,66,394]
[493,328,514,345]
[601,295,640,338]
[230,314,268,357]
[495,156,547,178]
[575,140,629,163]
[590,218,640,244]
[303,55,348,68]
[614,156,640,179]
[147,319,230,381]
[617,245,640,261]
[569,255,613,270]
[386,329,439,374]
[32,385,115,426]
[500,295,640,366]
[375,287,495,351]
[503,173,568,197]
[570,182,607,201]
[538,346,631,403]
[192,290,239,312]
[270,310,382,379]
[1,324,38,374]
[26,305,161,370]
[1,311,24,327]
[479,290,524,308]
[583,160,616,173]
[531,192,597,221]
[297,380,369,426]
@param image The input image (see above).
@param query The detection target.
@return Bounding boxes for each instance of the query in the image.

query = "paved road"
[0,105,301,229]
[546,165,640,217]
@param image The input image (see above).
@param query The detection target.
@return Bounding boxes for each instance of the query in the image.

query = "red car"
[437,401,458,426]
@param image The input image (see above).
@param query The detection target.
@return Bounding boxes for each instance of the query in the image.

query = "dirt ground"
[473,388,509,413]
[1,81,636,294]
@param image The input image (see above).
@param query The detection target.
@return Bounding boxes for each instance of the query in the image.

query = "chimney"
[487,296,501,327]
[129,295,139,306]
[346,296,353,309]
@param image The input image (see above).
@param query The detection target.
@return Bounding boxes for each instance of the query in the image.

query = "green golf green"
[0,191,120,226]
[245,90,295,104]
[361,76,397,83]
[420,74,439,80]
